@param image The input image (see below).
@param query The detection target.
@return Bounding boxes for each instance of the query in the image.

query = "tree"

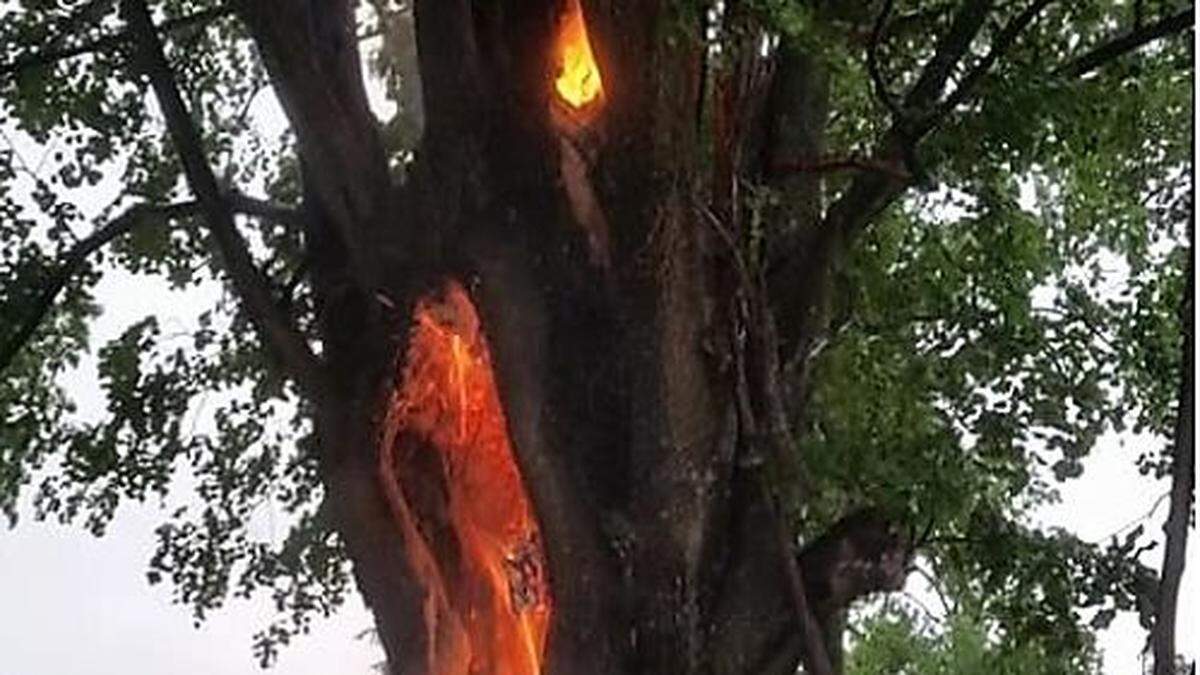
[0,1,1192,673]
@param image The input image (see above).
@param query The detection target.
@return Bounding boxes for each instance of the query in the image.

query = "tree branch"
[769,1,1058,361]
[770,155,911,181]
[1063,6,1194,78]
[0,202,199,375]
[903,0,995,113]
[1152,243,1194,674]
[923,0,1056,131]
[842,0,1058,229]
[755,509,913,674]
[774,502,836,675]
[226,191,304,229]
[733,286,834,675]
[0,4,232,79]
[120,0,323,397]
[235,0,391,290]
[798,509,911,621]
[0,191,306,378]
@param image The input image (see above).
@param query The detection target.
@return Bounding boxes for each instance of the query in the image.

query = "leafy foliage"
[0,0,1191,668]
[847,599,1101,675]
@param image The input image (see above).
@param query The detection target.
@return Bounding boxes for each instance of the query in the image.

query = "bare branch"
[1063,5,1194,78]
[0,4,232,79]
[121,0,323,397]
[0,201,199,375]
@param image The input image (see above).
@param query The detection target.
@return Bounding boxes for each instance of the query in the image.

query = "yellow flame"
[554,0,603,108]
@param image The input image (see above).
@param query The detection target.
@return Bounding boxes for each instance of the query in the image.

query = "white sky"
[0,19,1196,675]
[0,271,383,674]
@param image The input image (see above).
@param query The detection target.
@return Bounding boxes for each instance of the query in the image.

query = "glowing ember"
[554,0,603,108]
[380,282,551,675]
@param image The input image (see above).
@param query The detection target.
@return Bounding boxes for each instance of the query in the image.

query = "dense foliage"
[0,0,1191,669]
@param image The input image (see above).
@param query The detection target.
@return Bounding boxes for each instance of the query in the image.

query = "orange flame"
[554,0,603,108]
[380,282,551,675]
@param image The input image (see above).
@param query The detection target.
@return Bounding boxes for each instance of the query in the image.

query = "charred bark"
[220,1,943,673]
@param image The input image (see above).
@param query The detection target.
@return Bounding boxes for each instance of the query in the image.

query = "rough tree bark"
[114,0,1040,672]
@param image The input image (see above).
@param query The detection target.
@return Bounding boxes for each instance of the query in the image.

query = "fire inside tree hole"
[375,3,605,673]
[380,282,552,675]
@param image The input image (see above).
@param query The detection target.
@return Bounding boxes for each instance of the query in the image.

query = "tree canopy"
[0,0,1192,671]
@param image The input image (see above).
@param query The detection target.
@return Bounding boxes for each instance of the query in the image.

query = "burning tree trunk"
[201,1,922,673]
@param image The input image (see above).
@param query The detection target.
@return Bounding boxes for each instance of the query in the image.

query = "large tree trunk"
[231,1,907,673]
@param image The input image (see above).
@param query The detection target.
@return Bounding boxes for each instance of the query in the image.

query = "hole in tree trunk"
[380,281,552,675]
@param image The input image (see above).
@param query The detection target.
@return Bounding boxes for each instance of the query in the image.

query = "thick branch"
[235,1,391,290]
[121,0,323,397]
[0,202,198,375]
[798,509,911,621]
[733,288,834,675]
[866,0,902,120]
[770,1,1057,361]
[1063,6,1194,77]
[855,0,1056,230]
[1153,249,1195,674]
[0,4,232,79]
[754,509,912,674]
[411,0,482,135]
[772,500,836,675]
